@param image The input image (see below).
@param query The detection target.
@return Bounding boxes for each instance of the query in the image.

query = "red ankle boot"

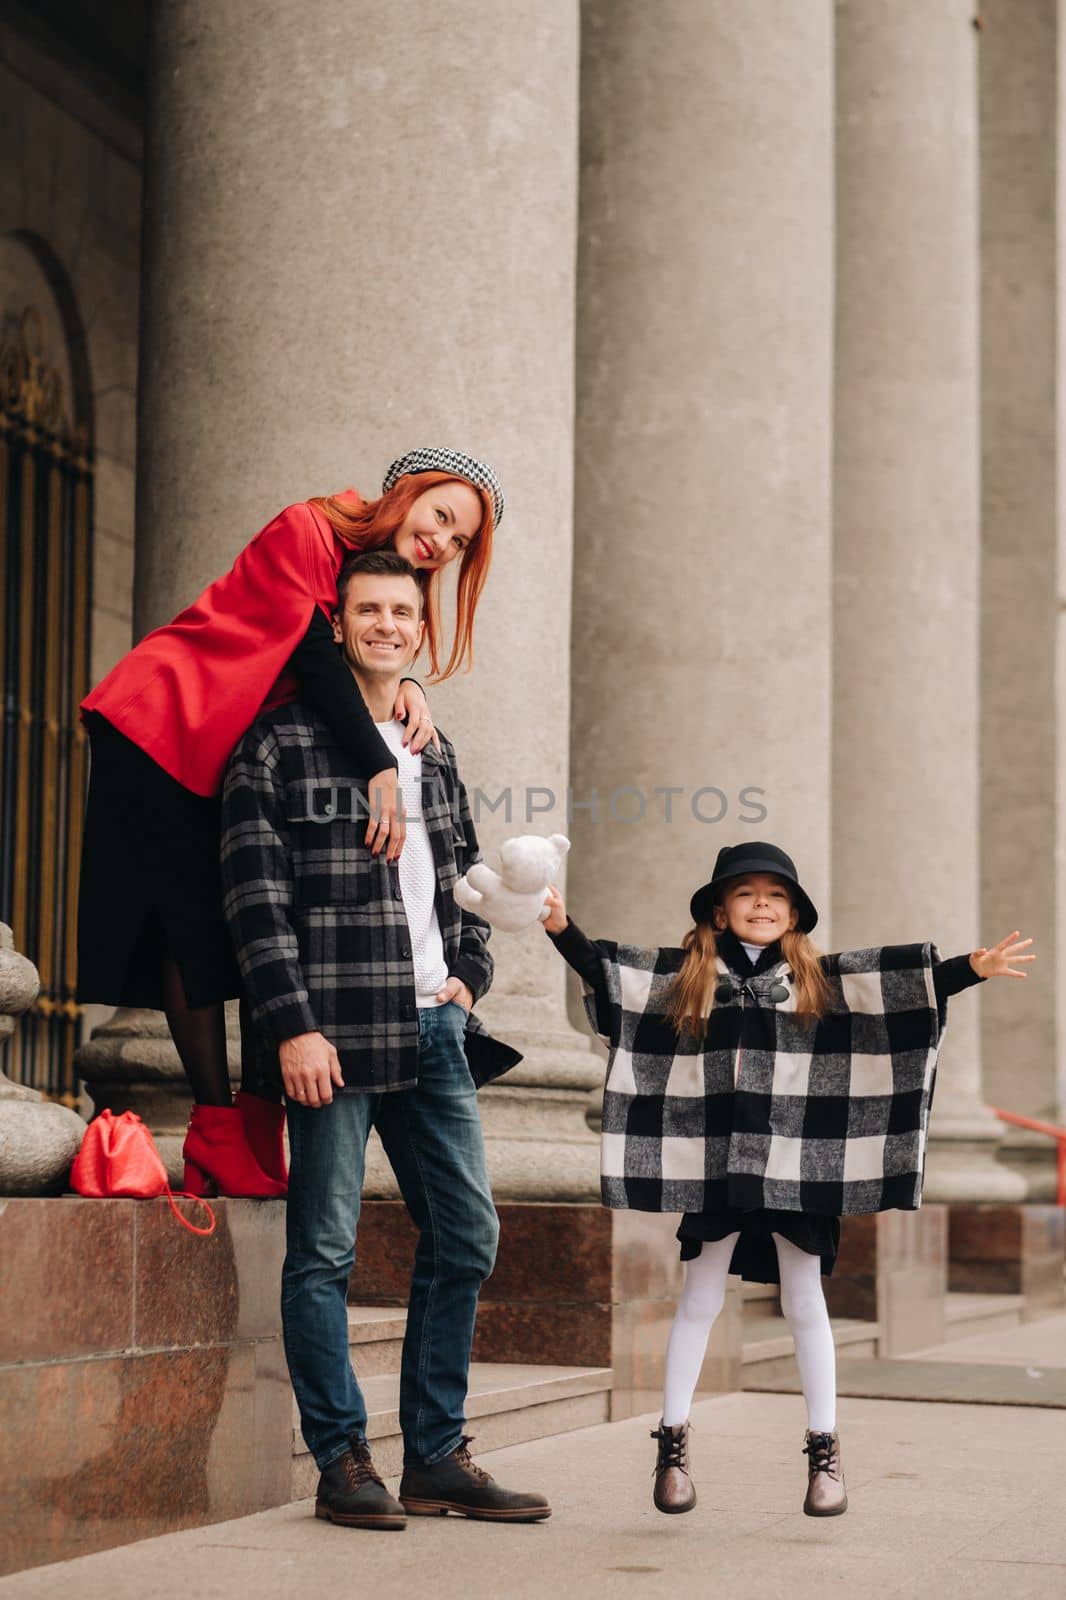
[182,1105,287,1199]
[235,1092,288,1190]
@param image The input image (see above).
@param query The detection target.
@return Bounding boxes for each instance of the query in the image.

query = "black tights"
[160,956,281,1107]
[161,955,231,1107]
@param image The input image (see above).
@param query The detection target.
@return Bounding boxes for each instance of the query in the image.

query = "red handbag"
[70,1109,216,1236]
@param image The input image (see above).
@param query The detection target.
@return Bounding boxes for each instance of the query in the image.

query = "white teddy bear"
[454,833,571,933]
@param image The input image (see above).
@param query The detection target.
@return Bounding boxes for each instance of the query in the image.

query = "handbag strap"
[164,1187,217,1237]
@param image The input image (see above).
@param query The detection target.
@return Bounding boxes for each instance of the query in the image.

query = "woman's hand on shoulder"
[542,885,568,936]
[969,931,1035,980]
[395,680,440,754]
[366,767,406,863]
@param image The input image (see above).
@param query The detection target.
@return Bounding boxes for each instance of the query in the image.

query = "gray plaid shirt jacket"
[220,702,521,1093]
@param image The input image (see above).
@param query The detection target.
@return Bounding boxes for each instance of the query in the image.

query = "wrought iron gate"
[0,307,94,1103]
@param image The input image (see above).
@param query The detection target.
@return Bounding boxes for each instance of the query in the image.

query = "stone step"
[740,1311,879,1381]
[347,1305,407,1377]
[943,1291,1024,1340]
[291,1362,613,1499]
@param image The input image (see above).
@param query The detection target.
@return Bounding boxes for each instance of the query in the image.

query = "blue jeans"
[282,1003,499,1470]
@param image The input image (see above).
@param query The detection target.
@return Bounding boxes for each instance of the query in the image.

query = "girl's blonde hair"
[665,909,832,1041]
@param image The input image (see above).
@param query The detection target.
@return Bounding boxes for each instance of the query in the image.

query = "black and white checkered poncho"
[571,935,947,1217]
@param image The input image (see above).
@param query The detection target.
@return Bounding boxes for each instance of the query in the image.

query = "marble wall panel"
[0,1197,134,1364]
[1,1198,290,1576]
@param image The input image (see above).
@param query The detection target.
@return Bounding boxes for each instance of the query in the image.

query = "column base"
[74,1006,239,1184]
[0,1076,86,1197]
[995,1127,1064,1204]
[922,1111,1027,1204]
[363,1019,605,1203]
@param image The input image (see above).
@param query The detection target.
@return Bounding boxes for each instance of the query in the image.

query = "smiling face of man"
[713,873,799,946]
[331,571,425,683]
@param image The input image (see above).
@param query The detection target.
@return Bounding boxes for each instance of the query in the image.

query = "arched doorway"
[1,236,94,1105]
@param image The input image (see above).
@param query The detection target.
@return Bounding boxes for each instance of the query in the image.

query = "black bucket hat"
[689,842,819,934]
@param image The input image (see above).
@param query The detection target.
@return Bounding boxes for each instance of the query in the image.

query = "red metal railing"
[989,1108,1066,1206]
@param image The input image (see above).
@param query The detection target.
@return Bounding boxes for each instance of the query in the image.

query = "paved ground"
[6,1317,1065,1600]
[906,1311,1066,1367]
[745,1310,1066,1406]
[745,1354,1066,1405]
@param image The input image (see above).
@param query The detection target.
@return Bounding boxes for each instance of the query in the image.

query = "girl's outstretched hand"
[543,885,568,935]
[970,932,1035,980]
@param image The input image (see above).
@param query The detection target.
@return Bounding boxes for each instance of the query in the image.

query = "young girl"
[543,840,1032,1519]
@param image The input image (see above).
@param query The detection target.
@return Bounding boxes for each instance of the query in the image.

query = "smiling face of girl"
[712,873,799,946]
[392,479,483,571]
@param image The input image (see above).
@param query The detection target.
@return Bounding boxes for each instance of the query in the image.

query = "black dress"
[550,918,981,1285]
[76,611,412,1011]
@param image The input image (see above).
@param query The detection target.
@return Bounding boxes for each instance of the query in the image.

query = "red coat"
[83,499,351,797]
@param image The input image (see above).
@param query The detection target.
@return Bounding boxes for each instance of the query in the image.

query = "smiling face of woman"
[392,480,483,571]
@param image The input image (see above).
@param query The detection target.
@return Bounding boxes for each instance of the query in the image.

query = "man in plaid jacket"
[221,550,549,1531]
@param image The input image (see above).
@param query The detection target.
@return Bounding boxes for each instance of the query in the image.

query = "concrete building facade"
[6,1,1066,1577]
[2,1,1063,1202]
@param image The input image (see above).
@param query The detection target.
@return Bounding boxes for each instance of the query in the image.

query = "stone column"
[80,0,599,1197]
[833,0,1023,1200]
[572,2,834,950]
[979,0,1064,1199]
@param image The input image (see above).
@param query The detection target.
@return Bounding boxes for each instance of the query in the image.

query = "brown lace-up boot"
[399,1436,551,1522]
[802,1430,847,1516]
[315,1441,406,1529]
[651,1421,696,1514]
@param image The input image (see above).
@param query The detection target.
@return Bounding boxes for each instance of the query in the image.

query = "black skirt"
[76,714,242,1010]
[676,1208,840,1284]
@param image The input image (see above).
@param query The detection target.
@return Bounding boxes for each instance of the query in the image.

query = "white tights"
[661,1232,837,1432]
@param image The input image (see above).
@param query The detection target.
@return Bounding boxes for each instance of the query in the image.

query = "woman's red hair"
[308,471,495,679]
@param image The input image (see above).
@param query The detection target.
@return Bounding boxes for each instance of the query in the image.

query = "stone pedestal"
[824,1208,948,1356]
[348,1200,741,1418]
[0,1197,290,1577]
[949,1204,1066,1315]
[995,1128,1065,1206]
[0,923,85,1196]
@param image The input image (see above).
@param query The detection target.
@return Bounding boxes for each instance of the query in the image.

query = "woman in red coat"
[78,446,503,1197]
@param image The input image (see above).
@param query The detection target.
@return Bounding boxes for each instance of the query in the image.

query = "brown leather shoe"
[651,1421,696,1514]
[315,1442,406,1529]
[802,1430,847,1516]
[399,1436,551,1522]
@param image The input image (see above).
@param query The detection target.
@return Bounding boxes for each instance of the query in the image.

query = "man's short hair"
[336,549,424,613]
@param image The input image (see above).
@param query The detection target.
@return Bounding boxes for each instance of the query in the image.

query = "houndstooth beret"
[382,446,504,529]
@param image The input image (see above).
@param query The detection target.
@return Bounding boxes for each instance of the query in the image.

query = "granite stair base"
[740,1306,880,1386]
[347,1200,741,1421]
[943,1290,1025,1338]
[948,1204,1065,1313]
[291,1359,612,1496]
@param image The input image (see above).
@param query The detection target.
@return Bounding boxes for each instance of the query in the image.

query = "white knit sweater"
[376,720,449,1006]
